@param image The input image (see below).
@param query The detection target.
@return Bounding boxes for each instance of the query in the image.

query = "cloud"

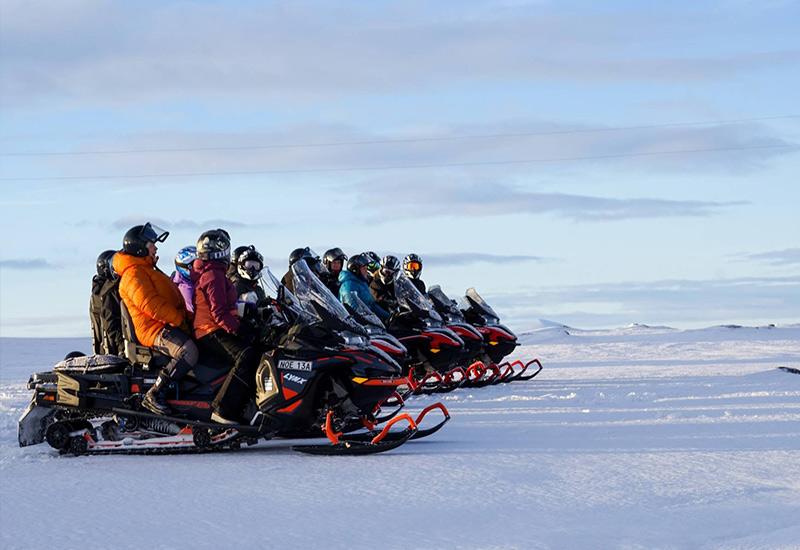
[354,179,744,222]
[485,274,800,329]
[0,258,60,270]
[109,217,263,231]
[739,248,800,266]
[409,253,548,267]
[2,2,799,106]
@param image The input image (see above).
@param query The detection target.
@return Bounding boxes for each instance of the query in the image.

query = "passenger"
[89,249,124,356]
[281,247,324,294]
[227,245,250,279]
[403,253,426,294]
[339,253,390,322]
[320,247,347,296]
[192,229,260,425]
[113,223,199,416]
[229,245,267,303]
[369,255,401,312]
[171,246,197,314]
[362,251,381,282]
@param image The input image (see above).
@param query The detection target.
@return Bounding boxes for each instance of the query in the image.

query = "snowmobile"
[18,262,448,456]
[457,288,542,383]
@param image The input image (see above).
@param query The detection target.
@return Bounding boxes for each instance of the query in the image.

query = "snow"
[2,325,800,549]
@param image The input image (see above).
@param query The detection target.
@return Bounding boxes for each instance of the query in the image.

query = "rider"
[227,245,251,279]
[281,247,324,293]
[192,229,260,424]
[319,247,347,296]
[403,253,426,294]
[90,249,124,356]
[171,246,197,314]
[113,223,199,416]
[339,253,390,322]
[362,251,381,282]
[369,255,401,312]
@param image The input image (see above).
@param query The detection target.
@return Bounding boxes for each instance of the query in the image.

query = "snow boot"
[142,372,172,415]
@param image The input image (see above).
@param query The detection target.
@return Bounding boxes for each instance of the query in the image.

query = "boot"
[210,411,239,425]
[142,372,172,415]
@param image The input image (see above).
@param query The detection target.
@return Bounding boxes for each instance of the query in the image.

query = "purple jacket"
[191,259,240,339]
[172,271,195,315]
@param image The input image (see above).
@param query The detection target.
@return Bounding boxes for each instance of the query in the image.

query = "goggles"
[367,261,380,272]
[405,261,422,272]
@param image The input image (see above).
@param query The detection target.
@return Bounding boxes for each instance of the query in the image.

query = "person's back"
[339,254,390,321]
[89,250,124,356]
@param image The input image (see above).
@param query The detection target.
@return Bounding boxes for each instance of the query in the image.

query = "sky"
[1,0,799,336]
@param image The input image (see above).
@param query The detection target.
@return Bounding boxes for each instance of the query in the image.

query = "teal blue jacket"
[338,270,390,321]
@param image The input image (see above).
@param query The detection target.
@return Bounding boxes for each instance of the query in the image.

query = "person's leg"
[143,326,199,415]
[202,331,260,423]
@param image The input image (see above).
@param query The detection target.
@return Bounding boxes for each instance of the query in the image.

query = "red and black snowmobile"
[18,262,448,456]
[457,288,542,384]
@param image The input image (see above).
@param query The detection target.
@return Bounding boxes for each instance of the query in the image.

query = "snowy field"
[2,324,800,550]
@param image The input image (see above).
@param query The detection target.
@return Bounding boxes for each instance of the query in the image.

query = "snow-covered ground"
[2,324,800,550]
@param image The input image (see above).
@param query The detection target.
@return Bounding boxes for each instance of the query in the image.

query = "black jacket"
[231,275,268,304]
[89,276,124,356]
[409,277,426,295]
[319,271,341,298]
[369,276,398,312]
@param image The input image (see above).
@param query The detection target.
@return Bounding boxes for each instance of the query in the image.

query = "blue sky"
[1,0,799,336]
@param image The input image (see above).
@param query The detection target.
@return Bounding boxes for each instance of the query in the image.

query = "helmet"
[196,229,231,262]
[323,247,347,271]
[288,247,324,275]
[379,255,401,283]
[174,246,197,279]
[231,245,250,267]
[403,253,423,279]
[122,222,169,257]
[96,250,116,279]
[346,253,371,281]
[237,245,264,280]
[362,251,381,274]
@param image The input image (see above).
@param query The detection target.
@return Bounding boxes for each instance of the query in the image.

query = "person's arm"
[121,268,184,328]
[202,272,241,334]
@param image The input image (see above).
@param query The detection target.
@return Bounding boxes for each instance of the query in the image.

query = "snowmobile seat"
[120,301,170,370]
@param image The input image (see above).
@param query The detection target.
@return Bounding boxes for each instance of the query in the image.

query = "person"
[89,249,124,356]
[369,255,401,312]
[281,247,324,293]
[192,229,260,424]
[339,253,390,322]
[112,223,199,415]
[362,251,381,281]
[230,245,267,302]
[227,245,251,279]
[171,246,197,314]
[403,253,426,294]
[320,247,347,296]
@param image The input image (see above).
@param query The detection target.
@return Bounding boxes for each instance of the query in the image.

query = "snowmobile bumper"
[18,398,57,447]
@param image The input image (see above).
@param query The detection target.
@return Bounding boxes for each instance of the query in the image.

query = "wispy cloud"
[738,248,800,266]
[0,258,60,270]
[109,217,265,231]
[404,252,548,267]
[354,179,743,222]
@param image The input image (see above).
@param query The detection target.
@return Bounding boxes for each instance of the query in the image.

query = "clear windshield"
[263,266,316,324]
[427,285,466,322]
[345,291,385,330]
[462,287,500,320]
[291,261,366,334]
[395,273,443,323]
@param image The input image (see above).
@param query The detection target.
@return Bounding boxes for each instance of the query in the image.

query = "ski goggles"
[380,267,398,279]
[405,261,422,272]
[367,260,380,272]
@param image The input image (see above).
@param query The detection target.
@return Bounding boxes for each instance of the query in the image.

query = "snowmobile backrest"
[119,301,163,368]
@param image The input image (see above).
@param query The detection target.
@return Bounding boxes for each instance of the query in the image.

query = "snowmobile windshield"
[427,285,467,322]
[395,273,443,323]
[291,260,368,338]
[263,266,316,325]
[462,287,501,322]
[141,222,169,243]
[345,291,385,330]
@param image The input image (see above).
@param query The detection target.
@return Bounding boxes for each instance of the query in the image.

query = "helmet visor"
[142,222,169,243]
[405,260,422,272]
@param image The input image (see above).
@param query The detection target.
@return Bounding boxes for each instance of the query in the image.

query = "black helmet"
[347,253,371,281]
[96,250,117,279]
[237,245,264,280]
[323,247,347,270]
[231,245,250,267]
[196,228,231,261]
[122,222,169,257]
[289,246,324,275]
[380,255,401,283]
[362,251,381,274]
[403,253,423,279]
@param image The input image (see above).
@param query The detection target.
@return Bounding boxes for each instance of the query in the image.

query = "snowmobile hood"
[112,251,154,277]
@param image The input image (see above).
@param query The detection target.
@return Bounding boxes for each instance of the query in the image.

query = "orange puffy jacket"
[113,252,188,347]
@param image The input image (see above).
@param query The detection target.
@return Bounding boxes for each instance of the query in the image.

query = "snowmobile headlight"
[256,355,279,408]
